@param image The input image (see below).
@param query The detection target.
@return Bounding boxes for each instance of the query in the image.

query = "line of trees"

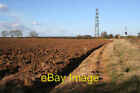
[76,35,92,39]
[101,32,114,38]
[1,30,39,37]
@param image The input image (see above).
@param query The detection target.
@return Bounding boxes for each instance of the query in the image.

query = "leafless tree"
[29,31,39,37]
[1,30,9,37]
[101,32,108,38]
[9,30,23,37]
[138,33,140,37]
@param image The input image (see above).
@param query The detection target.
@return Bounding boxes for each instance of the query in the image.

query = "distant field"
[0,38,108,48]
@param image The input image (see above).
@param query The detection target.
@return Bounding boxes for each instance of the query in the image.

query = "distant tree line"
[1,30,39,37]
[76,35,92,39]
[101,31,140,39]
[101,32,114,38]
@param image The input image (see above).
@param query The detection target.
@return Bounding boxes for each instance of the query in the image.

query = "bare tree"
[1,30,9,37]
[108,34,113,38]
[101,32,108,38]
[138,33,140,37]
[9,30,23,37]
[115,34,120,39]
[29,31,39,37]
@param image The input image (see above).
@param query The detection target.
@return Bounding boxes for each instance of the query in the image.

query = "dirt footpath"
[51,39,140,93]
[51,40,113,93]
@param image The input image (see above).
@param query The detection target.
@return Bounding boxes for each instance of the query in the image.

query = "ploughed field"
[0,38,110,91]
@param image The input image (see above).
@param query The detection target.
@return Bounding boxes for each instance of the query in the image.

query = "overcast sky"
[0,0,140,36]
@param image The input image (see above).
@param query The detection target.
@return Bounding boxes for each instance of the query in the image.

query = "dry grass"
[106,39,140,84]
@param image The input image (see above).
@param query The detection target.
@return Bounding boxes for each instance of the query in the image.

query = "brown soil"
[0,38,111,93]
